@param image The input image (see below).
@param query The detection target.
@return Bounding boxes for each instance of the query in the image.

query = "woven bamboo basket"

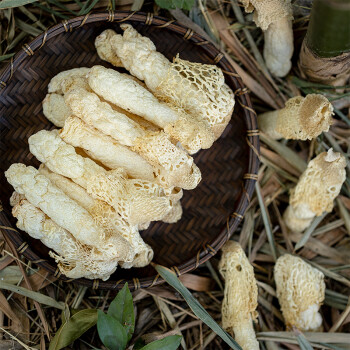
[0,11,260,290]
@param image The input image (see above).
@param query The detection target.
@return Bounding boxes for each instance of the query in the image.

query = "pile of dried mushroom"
[5,24,235,281]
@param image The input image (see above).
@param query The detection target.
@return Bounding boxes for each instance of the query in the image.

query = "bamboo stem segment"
[299,0,350,85]
[306,0,350,58]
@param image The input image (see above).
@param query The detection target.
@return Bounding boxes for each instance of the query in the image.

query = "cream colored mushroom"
[239,0,293,77]
[12,197,118,280]
[161,201,183,224]
[259,94,333,140]
[87,65,214,154]
[283,148,346,232]
[42,94,72,127]
[5,164,134,263]
[48,67,90,94]
[60,116,155,181]
[28,130,179,226]
[219,241,259,350]
[28,129,104,189]
[95,29,123,67]
[86,170,174,227]
[38,165,154,267]
[64,87,201,190]
[274,254,325,331]
[95,26,235,139]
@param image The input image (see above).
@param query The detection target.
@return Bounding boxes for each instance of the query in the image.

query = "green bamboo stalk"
[306,0,350,58]
[299,0,350,85]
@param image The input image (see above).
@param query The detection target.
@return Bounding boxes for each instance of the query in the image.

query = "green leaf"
[255,182,277,261]
[47,0,79,16]
[0,280,64,310]
[97,310,128,350]
[155,0,194,10]
[154,265,242,350]
[15,17,42,36]
[140,335,182,350]
[49,309,97,350]
[296,333,314,350]
[318,344,348,350]
[0,53,15,62]
[295,212,328,250]
[0,0,38,9]
[108,283,135,341]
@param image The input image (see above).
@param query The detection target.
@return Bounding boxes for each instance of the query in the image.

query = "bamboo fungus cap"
[274,254,325,330]
[42,93,72,128]
[276,94,333,140]
[239,0,293,30]
[95,29,123,67]
[48,67,90,94]
[219,241,259,350]
[290,148,346,215]
[219,241,258,327]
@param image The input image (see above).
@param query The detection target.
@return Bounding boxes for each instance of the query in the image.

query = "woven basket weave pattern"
[0,12,259,290]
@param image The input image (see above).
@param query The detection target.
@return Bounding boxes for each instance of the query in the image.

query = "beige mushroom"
[42,93,72,127]
[5,164,133,263]
[96,26,235,139]
[48,67,90,94]
[64,87,201,190]
[28,129,104,189]
[161,201,183,224]
[274,254,325,331]
[38,165,154,268]
[87,65,214,154]
[86,170,174,227]
[60,116,155,181]
[259,94,333,140]
[12,197,118,280]
[284,149,346,232]
[95,29,123,67]
[219,241,259,350]
[239,0,293,77]
[28,130,179,226]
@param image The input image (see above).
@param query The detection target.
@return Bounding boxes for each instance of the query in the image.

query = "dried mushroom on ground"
[4,26,235,281]
[284,148,346,232]
[275,254,325,331]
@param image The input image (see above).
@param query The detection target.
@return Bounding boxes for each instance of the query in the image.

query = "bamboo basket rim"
[0,11,260,290]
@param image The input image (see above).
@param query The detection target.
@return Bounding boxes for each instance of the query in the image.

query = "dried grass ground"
[0,1,349,349]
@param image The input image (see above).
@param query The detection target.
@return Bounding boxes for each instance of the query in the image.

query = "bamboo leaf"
[155,0,195,10]
[33,2,69,19]
[18,5,46,30]
[255,182,278,261]
[257,331,350,344]
[291,76,350,90]
[78,0,100,15]
[154,264,242,350]
[336,198,350,236]
[295,212,328,250]
[49,309,97,350]
[0,280,64,309]
[297,333,314,350]
[15,17,42,36]
[259,133,307,173]
[47,0,79,15]
[0,0,38,9]
[140,335,182,350]
[318,343,349,350]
